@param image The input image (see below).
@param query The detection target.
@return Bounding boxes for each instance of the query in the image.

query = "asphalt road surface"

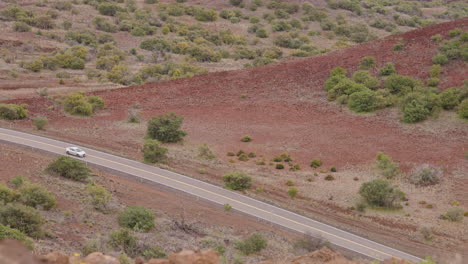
[0,128,423,262]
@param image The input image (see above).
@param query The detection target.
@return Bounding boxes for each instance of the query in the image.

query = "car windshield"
[75,148,83,152]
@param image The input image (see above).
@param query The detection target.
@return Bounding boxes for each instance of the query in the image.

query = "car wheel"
[66,151,70,155]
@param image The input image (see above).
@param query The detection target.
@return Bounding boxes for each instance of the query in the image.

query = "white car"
[65,147,86,158]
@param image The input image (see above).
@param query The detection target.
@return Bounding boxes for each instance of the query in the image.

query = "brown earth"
[1,19,467,262]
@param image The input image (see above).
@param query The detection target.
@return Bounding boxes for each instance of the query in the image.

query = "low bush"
[385,74,419,95]
[352,71,380,90]
[359,179,404,208]
[147,113,187,143]
[87,183,111,212]
[438,87,460,110]
[324,175,335,181]
[0,203,44,238]
[400,92,438,123]
[379,62,396,76]
[293,234,329,253]
[348,89,378,112]
[223,172,252,191]
[310,159,322,168]
[0,104,28,120]
[10,176,29,189]
[275,163,284,169]
[142,139,168,163]
[47,155,91,181]
[19,184,56,210]
[198,144,215,160]
[459,99,468,119]
[288,187,298,199]
[235,233,267,255]
[98,2,119,16]
[359,56,376,70]
[142,246,167,260]
[33,118,48,130]
[0,225,34,249]
[63,92,104,116]
[376,152,400,179]
[13,21,31,32]
[409,165,442,186]
[118,206,155,232]
[444,208,463,222]
[109,229,138,256]
[241,136,252,142]
[432,53,449,65]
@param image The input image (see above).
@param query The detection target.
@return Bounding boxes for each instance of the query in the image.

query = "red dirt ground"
[1,19,467,260]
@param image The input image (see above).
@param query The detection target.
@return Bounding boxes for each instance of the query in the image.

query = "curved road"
[0,128,422,262]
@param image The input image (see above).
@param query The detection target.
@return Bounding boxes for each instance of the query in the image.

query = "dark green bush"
[65,30,97,46]
[13,21,31,32]
[19,184,56,210]
[47,155,91,181]
[384,74,419,95]
[140,37,171,51]
[93,17,117,33]
[98,2,119,16]
[400,92,439,123]
[359,56,376,70]
[275,163,284,169]
[327,78,367,101]
[359,179,404,208]
[0,104,28,120]
[147,113,187,143]
[379,62,396,76]
[118,206,155,232]
[352,71,380,90]
[458,99,468,119]
[348,89,378,113]
[432,53,449,65]
[63,92,103,116]
[0,225,34,249]
[235,233,267,255]
[0,203,44,238]
[438,87,460,110]
[194,8,218,22]
[310,159,322,168]
[142,139,168,163]
[223,172,252,191]
[376,152,400,179]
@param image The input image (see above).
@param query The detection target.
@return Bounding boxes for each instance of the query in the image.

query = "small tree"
[222,172,252,191]
[444,208,463,222]
[19,184,57,210]
[379,62,396,76]
[0,203,44,238]
[33,118,48,130]
[142,139,168,163]
[348,89,378,112]
[87,183,111,212]
[438,88,460,110]
[359,179,404,208]
[235,233,267,255]
[118,206,155,232]
[147,113,187,143]
[109,228,138,256]
[47,155,91,181]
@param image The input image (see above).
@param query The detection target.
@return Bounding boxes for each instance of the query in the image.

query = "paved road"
[0,128,422,262]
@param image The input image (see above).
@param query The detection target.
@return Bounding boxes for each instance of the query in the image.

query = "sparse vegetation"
[0,225,34,249]
[87,183,111,212]
[444,208,464,222]
[0,203,44,238]
[18,184,57,210]
[235,233,267,255]
[142,139,168,163]
[409,165,442,186]
[33,118,48,130]
[376,152,400,179]
[223,172,252,191]
[0,104,28,120]
[47,156,91,181]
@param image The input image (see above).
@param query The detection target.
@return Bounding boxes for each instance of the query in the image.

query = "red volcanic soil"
[5,19,467,171]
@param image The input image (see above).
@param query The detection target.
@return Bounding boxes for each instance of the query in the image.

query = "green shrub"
[63,92,94,116]
[348,89,378,112]
[34,16,55,29]
[409,165,442,186]
[198,144,215,160]
[431,34,443,42]
[400,92,438,123]
[444,208,463,222]
[107,64,131,85]
[230,0,243,6]
[13,21,31,32]
[47,155,91,181]
[393,43,404,51]
[241,136,252,142]
[458,99,468,119]
[429,64,441,78]
[19,184,56,210]
[432,53,449,65]
[376,152,400,179]
[224,203,232,211]
[118,206,155,232]
[439,87,460,110]
[0,104,28,120]
[448,28,462,37]
[98,2,119,16]
[379,62,396,76]
[87,183,111,212]
[0,184,17,204]
[65,30,97,46]
[109,229,138,256]
[384,74,419,95]
[194,8,218,22]
[33,118,48,130]
[324,174,335,181]
[359,179,404,208]
[352,71,380,90]
[146,113,187,143]
[0,203,44,238]
[288,187,298,199]
[427,78,439,87]
[359,56,376,70]
[10,176,29,189]
[142,139,168,163]
[223,172,252,191]
[0,225,34,249]
[275,163,284,169]
[310,159,322,168]
[235,233,267,255]
[93,17,117,33]
[142,247,167,260]
[327,78,367,101]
